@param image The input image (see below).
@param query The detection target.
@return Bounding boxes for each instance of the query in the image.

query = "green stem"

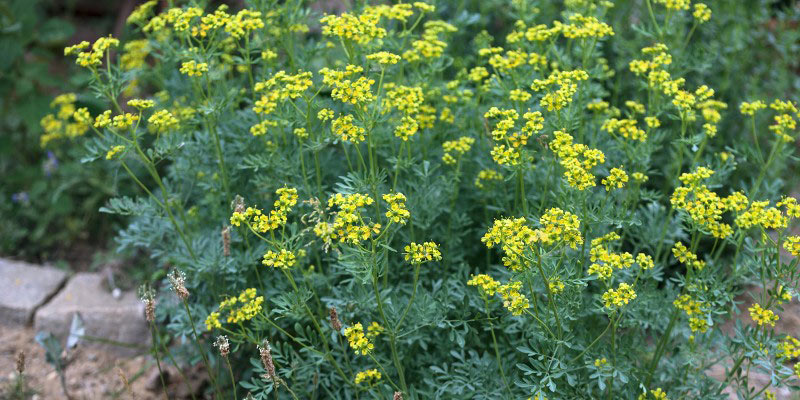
[182,301,221,398]
[148,322,169,400]
[485,297,511,396]
[396,263,420,330]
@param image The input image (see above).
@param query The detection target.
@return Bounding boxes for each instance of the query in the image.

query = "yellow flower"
[262,249,297,269]
[404,242,442,264]
[467,274,500,296]
[105,145,125,160]
[498,281,529,316]
[692,3,711,23]
[332,114,366,143]
[383,192,410,224]
[206,288,264,330]
[740,100,767,116]
[127,99,155,109]
[748,303,778,327]
[442,137,475,164]
[344,323,373,355]
[94,110,112,128]
[112,113,139,130]
[602,166,628,191]
[148,110,179,133]
[354,369,381,386]
[367,51,401,65]
[180,60,209,77]
[602,283,637,309]
[366,322,384,338]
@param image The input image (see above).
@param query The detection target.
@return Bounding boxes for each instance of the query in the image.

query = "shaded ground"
[0,324,207,400]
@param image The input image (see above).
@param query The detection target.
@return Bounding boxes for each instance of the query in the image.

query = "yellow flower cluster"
[778,336,800,360]
[539,208,583,249]
[106,145,125,160]
[442,137,475,164]
[482,217,540,271]
[354,369,381,386]
[383,85,425,115]
[740,100,767,116]
[252,71,313,128]
[404,242,442,264]
[498,281,530,316]
[383,192,410,224]
[394,116,419,141]
[672,242,705,270]
[475,169,503,189]
[366,321,384,338]
[670,167,749,239]
[225,9,264,39]
[656,0,690,11]
[121,40,150,70]
[367,51,401,65]
[320,65,375,106]
[484,108,544,165]
[748,303,778,327]
[784,236,800,257]
[768,99,798,142]
[128,99,154,109]
[148,110,180,133]
[638,388,669,400]
[602,283,637,309]
[39,93,90,147]
[735,200,787,231]
[332,114,367,143]
[262,248,297,269]
[530,70,589,112]
[320,10,385,45]
[64,36,119,68]
[405,21,457,61]
[127,0,157,25]
[602,118,647,141]
[204,288,264,330]
[180,60,208,77]
[467,274,500,296]
[588,233,635,280]
[559,14,615,39]
[230,188,298,232]
[344,323,373,355]
[602,167,628,191]
[550,131,606,190]
[674,294,708,333]
[692,3,712,23]
[314,193,381,245]
[112,113,140,130]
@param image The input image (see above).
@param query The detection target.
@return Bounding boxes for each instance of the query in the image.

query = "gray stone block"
[34,273,149,356]
[0,258,67,325]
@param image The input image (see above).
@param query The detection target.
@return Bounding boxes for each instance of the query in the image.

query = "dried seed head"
[15,351,25,374]
[329,307,342,331]
[258,340,278,383]
[214,335,230,358]
[232,195,245,214]
[168,269,189,301]
[393,391,403,400]
[138,284,157,322]
[221,226,231,257]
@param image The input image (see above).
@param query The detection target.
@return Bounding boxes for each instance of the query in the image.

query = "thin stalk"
[371,274,408,393]
[224,356,237,400]
[181,300,221,398]
[148,322,169,400]
[396,263,420,330]
[484,297,511,396]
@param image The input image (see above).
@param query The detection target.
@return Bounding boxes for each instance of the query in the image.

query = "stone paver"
[0,258,68,325]
[34,273,149,356]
